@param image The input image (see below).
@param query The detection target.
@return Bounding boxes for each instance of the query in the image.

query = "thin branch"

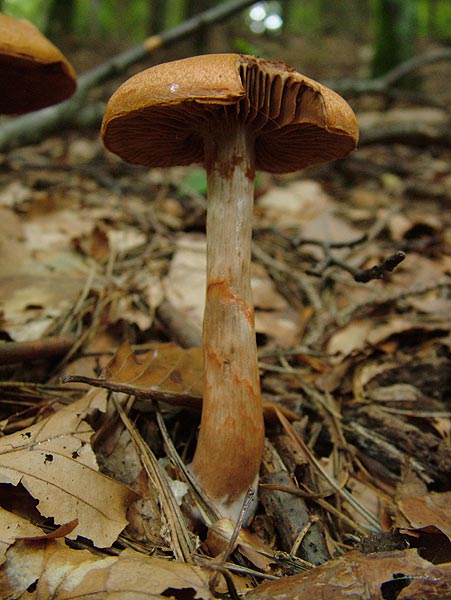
[359,121,451,147]
[291,232,406,283]
[308,248,406,282]
[331,47,451,97]
[352,251,406,283]
[61,373,202,410]
[112,396,195,562]
[275,407,381,532]
[0,336,74,364]
[252,242,323,312]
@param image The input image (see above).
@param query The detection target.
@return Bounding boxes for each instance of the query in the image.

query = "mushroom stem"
[101,52,359,524]
[191,123,264,520]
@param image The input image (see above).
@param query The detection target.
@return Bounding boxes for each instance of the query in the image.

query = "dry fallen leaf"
[0,395,135,547]
[103,340,204,405]
[394,478,451,541]
[344,477,385,530]
[327,318,373,357]
[257,179,331,228]
[164,234,298,345]
[0,507,43,565]
[328,314,448,358]
[0,207,28,276]
[0,273,87,341]
[245,549,451,600]
[0,540,213,599]
[71,343,300,425]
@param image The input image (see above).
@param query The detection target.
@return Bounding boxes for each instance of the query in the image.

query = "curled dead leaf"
[0,395,135,547]
[0,541,213,599]
[395,478,451,541]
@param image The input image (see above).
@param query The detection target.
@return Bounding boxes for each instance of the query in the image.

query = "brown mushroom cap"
[101,53,358,174]
[0,12,77,114]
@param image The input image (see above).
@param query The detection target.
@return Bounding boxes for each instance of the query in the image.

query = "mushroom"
[101,54,358,521]
[0,12,76,114]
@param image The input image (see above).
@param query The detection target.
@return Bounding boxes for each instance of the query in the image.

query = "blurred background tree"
[371,0,418,79]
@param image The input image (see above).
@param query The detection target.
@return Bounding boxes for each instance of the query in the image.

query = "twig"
[275,407,381,531]
[352,251,406,282]
[344,421,433,485]
[62,373,202,410]
[259,470,329,565]
[112,396,195,562]
[339,278,451,323]
[292,232,406,282]
[293,233,369,250]
[209,489,257,592]
[154,408,219,525]
[310,250,406,282]
[220,489,255,559]
[332,47,451,98]
[0,336,74,364]
[359,121,451,147]
[252,242,322,312]
[260,482,370,537]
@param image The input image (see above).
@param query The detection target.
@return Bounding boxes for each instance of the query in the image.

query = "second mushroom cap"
[0,12,77,114]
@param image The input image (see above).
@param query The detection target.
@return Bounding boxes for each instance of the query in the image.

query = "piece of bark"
[260,471,330,566]
[346,405,451,486]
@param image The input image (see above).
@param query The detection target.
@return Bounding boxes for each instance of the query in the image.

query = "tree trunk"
[187,0,211,53]
[47,0,76,40]
[372,0,418,80]
[148,0,167,34]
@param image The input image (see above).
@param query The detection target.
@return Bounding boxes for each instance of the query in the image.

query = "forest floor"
[0,32,451,599]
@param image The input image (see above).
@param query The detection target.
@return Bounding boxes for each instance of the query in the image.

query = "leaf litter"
[0,100,451,597]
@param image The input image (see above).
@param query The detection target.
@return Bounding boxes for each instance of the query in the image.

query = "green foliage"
[73,0,149,40]
[3,0,50,29]
[233,37,266,57]
[3,0,147,40]
[425,0,451,39]
[181,168,261,198]
[182,168,208,196]
[283,2,322,34]
[99,0,149,40]
[165,0,186,30]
